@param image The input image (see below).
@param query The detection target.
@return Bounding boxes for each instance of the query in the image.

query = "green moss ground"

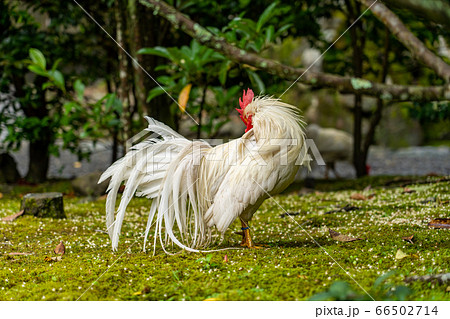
[0,176,448,301]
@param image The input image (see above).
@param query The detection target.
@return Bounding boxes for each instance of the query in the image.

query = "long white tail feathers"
[99,117,212,253]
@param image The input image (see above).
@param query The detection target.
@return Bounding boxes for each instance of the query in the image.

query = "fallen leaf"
[203,298,220,301]
[44,256,62,262]
[64,191,76,198]
[178,83,192,113]
[428,218,450,229]
[54,240,65,255]
[402,234,414,244]
[142,286,151,294]
[8,252,33,256]
[395,249,409,260]
[0,192,3,199]
[402,187,416,194]
[328,229,362,242]
[132,291,142,296]
[2,210,24,222]
[350,193,367,200]
[297,275,308,279]
[446,286,450,292]
[73,161,82,168]
[223,255,228,263]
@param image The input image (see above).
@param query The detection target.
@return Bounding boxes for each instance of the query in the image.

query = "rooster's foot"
[239,224,267,249]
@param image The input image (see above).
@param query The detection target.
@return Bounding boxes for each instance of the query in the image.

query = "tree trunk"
[363,28,391,165]
[115,0,132,144]
[135,5,175,128]
[347,0,367,177]
[128,0,146,127]
[12,74,51,183]
[25,135,50,183]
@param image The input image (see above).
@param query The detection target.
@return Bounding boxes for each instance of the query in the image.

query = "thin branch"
[358,0,450,82]
[139,0,450,102]
[383,0,450,29]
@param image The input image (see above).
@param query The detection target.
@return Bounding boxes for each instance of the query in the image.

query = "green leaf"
[107,118,121,127]
[265,25,274,43]
[157,76,176,87]
[256,2,278,33]
[105,94,123,113]
[63,101,79,114]
[373,270,397,290]
[27,65,48,77]
[137,47,171,60]
[147,87,166,102]
[42,82,53,90]
[51,58,62,71]
[29,48,46,70]
[247,70,265,94]
[275,23,292,36]
[74,79,85,101]
[48,70,65,91]
[219,61,230,85]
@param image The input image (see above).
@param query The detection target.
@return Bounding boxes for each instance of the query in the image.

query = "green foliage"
[1,45,122,159]
[1,0,449,179]
[0,1,123,180]
[310,271,412,301]
[138,2,298,136]
[196,254,219,270]
[140,40,239,137]
[214,2,291,55]
[408,101,450,123]
[26,49,123,158]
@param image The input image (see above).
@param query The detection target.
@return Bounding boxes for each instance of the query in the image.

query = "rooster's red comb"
[236,89,254,116]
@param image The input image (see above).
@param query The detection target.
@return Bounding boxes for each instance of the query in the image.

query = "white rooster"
[99,89,307,253]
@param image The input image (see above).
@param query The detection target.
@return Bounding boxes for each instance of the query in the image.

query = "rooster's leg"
[239,219,264,249]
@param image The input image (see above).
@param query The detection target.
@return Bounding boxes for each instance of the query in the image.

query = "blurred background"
[1,0,449,187]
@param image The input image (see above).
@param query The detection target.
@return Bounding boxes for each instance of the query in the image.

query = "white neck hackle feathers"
[99,96,307,254]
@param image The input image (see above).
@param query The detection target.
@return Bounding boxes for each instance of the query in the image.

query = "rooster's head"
[236,88,254,132]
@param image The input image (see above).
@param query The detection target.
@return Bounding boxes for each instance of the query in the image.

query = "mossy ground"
[0,176,448,301]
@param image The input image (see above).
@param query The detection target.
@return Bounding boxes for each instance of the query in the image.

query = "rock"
[21,192,65,218]
[0,153,21,183]
[72,172,108,196]
[405,273,450,285]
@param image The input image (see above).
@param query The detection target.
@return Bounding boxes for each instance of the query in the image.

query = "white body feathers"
[99,97,307,253]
